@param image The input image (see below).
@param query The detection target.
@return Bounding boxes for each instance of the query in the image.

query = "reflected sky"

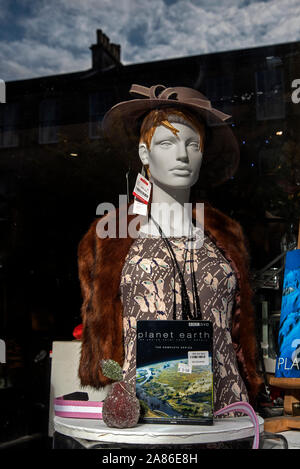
[0,0,300,81]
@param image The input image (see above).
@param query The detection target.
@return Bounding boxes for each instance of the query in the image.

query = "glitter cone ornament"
[101,359,140,428]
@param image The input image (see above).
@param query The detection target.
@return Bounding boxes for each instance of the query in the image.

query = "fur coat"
[77,202,263,405]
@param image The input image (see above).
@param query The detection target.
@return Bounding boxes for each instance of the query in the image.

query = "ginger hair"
[139,108,205,152]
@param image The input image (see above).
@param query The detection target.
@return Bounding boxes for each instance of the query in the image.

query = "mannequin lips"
[170,165,192,176]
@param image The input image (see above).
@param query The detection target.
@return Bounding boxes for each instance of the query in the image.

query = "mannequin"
[138,111,203,238]
[78,84,263,411]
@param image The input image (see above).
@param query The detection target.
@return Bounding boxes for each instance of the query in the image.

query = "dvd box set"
[136,320,213,425]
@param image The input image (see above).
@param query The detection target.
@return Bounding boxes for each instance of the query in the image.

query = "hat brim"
[102,98,240,187]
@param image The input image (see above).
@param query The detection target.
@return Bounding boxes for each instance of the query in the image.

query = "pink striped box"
[54,396,103,419]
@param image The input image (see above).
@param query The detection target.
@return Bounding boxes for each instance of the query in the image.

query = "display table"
[53,415,264,449]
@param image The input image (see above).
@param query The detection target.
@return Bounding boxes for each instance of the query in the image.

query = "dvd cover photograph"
[136,320,213,425]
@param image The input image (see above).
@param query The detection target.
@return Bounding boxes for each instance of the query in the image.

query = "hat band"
[130,84,213,113]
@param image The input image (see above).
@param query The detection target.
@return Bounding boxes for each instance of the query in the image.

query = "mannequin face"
[139,121,203,189]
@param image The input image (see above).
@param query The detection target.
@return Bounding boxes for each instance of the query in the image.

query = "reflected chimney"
[90,29,121,69]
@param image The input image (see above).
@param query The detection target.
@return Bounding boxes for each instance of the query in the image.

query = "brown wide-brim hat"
[102,84,240,187]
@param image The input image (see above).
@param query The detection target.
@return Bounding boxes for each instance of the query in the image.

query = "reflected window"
[89,91,112,138]
[39,98,59,144]
[255,66,285,120]
[0,103,19,148]
[205,76,233,125]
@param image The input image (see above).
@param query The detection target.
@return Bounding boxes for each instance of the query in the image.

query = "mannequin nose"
[176,143,189,161]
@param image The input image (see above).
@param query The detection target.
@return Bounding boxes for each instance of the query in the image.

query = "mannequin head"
[138,108,205,190]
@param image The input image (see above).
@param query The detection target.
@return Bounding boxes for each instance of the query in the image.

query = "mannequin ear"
[138,143,149,166]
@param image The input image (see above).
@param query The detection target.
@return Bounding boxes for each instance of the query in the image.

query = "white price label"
[132,198,148,216]
[188,351,209,366]
[178,363,192,374]
[132,173,151,204]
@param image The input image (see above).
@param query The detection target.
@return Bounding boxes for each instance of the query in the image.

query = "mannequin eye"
[159,141,173,147]
[188,141,200,150]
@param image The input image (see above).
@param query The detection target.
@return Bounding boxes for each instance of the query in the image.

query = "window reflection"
[39,98,59,144]
[255,57,285,120]
[89,91,112,139]
[0,103,19,148]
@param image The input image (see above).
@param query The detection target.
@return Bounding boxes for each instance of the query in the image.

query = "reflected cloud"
[1,0,300,81]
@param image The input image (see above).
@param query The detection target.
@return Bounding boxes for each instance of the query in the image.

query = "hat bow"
[130,83,214,113]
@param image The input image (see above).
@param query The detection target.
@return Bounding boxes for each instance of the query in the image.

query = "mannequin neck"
[151,179,191,207]
[139,179,193,237]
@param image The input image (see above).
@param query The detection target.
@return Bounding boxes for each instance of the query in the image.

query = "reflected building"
[0,30,300,338]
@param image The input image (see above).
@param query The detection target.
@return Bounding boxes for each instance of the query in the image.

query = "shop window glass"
[255,65,285,121]
[205,75,233,125]
[39,98,59,144]
[0,103,19,148]
[89,91,112,138]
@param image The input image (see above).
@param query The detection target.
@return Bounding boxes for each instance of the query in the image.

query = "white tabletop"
[54,415,264,445]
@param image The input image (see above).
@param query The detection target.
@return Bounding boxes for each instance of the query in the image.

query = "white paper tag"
[132,173,151,204]
[188,351,209,367]
[178,363,192,374]
[132,198,148,216]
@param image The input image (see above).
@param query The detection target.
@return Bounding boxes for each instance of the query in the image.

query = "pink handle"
[214,402,260,449]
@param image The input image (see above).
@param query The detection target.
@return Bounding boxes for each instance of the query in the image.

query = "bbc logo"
[0,79,6,103]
